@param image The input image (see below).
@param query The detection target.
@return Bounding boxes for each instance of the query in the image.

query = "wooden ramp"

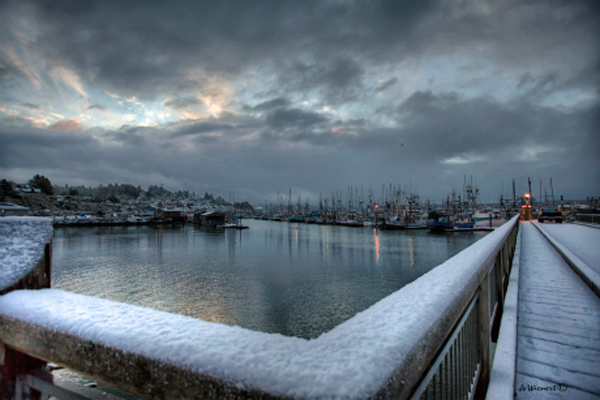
[516,223,600,399]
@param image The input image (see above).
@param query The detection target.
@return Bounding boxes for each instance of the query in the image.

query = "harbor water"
[52,219,489,339]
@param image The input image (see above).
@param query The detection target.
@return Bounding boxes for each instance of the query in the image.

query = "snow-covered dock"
[6,216,600,399]
[0,216,520,399]
[489,222,600,399]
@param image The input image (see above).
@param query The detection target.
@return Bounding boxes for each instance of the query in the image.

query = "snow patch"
[488,227,521,399]
[535,222,600,276]
[0,217,53,291]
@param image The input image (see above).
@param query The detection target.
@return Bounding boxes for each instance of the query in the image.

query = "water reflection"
[52,220,488,339]
[374,228,380,264]
[408,236,414,267]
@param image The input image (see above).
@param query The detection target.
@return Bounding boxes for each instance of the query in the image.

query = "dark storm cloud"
[244,97,290,112]
[0,120,351,197]
[1,0,599,201]
[0,124,185,186]
[279,57,366,104]
[253,89,597,178]
[0,126,93,171]
[392,91,557,160]
[1,0,596,110]
[87,103,107,111]
[22,102,41,110]
[1,92,598,201]
[2,0,439,101]
[265,108,329,130]
[171,121,235,138]
[517,71,561,98]
[375,78,399,93]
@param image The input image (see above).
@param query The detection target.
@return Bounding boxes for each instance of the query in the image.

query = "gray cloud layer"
[1,0,599,203]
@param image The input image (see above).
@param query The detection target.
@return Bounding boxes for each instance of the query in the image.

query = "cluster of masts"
[258,186,423,227]
[257,179,507,231]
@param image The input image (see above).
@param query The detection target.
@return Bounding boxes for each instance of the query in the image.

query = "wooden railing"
[575,211,600,224]
[408,217,519,399]
[0,216,519,399]
[0,217,53,399]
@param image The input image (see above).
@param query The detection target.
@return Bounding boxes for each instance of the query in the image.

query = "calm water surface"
[52,220,488,339]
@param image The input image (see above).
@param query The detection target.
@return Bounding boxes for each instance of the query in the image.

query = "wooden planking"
[516,223,600,399]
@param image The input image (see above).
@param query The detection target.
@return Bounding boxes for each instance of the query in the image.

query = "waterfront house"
[162,209,186,223]
[197,210,225,227]
[0,202,30,217]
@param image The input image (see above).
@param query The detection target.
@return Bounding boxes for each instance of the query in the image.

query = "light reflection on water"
[52,220,487,339]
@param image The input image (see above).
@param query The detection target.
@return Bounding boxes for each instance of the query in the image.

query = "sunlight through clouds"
[49,65,87,97]
[0,0,598,201]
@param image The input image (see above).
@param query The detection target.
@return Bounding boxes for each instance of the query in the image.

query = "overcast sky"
[1,0,598,205]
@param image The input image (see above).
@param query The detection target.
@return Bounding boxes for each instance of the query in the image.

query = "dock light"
[521,194,532,221]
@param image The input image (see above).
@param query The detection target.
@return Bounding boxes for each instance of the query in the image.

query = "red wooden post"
[1,345,46,400]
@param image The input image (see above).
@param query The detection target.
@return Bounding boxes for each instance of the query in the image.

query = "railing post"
[0,219,52,399]
[1,345,46,400]
[476,272,491,397]
[491,253,504,343]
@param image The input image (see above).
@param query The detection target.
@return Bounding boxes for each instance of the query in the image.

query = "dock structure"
[488,222,600,399]
[1,216,599,399]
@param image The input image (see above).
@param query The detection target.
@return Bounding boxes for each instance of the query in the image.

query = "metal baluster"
[446,344,454,399]
[469,304,476,394]
[447,342,453,400]
[459,333,464,400]
[455,340,460,400]
[450,346,455,400]
[455,339,460,400]
[426,379,433,400]
[438,357,448,399]
[463,321,469,399]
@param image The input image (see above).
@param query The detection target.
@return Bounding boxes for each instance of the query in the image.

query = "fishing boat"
[473,209,505,228]
[426,210,453,232]
[343,219,365,227]
[381,208,427,230]
[380,216,406,230]
[454,214,475,229]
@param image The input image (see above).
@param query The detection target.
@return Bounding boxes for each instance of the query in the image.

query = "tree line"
[1,174,53,200]
[0,175,254,212]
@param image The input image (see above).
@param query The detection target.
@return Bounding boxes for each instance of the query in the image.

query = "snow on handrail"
[0,216,519,399]
[0,217,53,293]
[534,222,600,297]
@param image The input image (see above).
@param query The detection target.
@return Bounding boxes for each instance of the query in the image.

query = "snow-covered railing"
[575,211,600,224]
[411,215,519,400]
[0,216,519,399]
[0,217,52,296]
[0,217,53,399]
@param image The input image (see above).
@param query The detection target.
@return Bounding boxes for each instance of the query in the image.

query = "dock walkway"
[514,222,600,399]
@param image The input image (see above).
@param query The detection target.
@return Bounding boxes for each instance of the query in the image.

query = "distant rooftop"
[0,202,30,211]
